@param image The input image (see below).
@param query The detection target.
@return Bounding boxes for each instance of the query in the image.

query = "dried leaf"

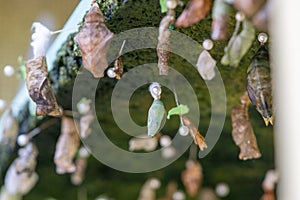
[221,20,255,67]
[233,0,266,17]
[211,0,230,40]
[196,50,216,80]
[175,0,212,27]
[26,56,62,117]
[129,134,158,152]
[157,11,175,75]
[181,160,202,197]
[182,116,207,151]
[247,44,273,126]
[4,143,38,195]
[74,2,114,78]
[54,116,80,174]
[113,40,126,79]
[231,93,262,160]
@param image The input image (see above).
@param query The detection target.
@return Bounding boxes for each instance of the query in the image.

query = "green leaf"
[160,0,168,13]
[167,104,189,119]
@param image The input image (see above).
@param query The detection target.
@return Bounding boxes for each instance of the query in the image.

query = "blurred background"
[0,0,78,101]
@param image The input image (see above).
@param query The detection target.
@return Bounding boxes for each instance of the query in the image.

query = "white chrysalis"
[196,50,216,81]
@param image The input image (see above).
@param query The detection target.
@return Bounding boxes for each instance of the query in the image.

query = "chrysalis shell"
[231,92,262,160]
[26,56,62,117]
[196,50,216,80]
[74,2,114,78]
[157,10,175,75]
[4,143,39,195]
[54,116,80,174]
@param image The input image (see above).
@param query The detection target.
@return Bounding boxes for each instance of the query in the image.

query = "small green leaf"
[160,0,168,13]
[167,104,189,119]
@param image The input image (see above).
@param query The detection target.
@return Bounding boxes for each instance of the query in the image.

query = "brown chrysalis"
[71,157,87,185]
[157,10,175,75]
[231,92,261,160]
[4,143,39,195]
[175,0,212,27]
[26,56,62,117]
[74,2,114,78]
[182,116,207,151]
[54,116,80,174]
[211,0,230,40]
[181,160,203,197]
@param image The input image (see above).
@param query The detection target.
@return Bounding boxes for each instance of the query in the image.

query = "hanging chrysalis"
[231,92,262,160]
[147,83,166,137]
[26,56,62,117]
[221,13,255,68]
[261,170,279,200]
[54,116,80,174]
[138,178,161,200]
[107,40,126,79]
[129,134,159,152]
[211,0,230,40]
[181,160,203,197]
[77,98,94,139]
[182,116,207,151]
[175,0,212,27]
[159,181,178,200]
[74,1,114,78]
[247,33,273,126]
[71,147,90,186]
[252,1,269,31]
[157,0,177,75]
[4,143,39,196]
[0,108,19,172]
[196,39,216,80]
[233,0,266,18]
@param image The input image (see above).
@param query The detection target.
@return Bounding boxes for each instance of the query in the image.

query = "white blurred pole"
[271,0,300,199]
